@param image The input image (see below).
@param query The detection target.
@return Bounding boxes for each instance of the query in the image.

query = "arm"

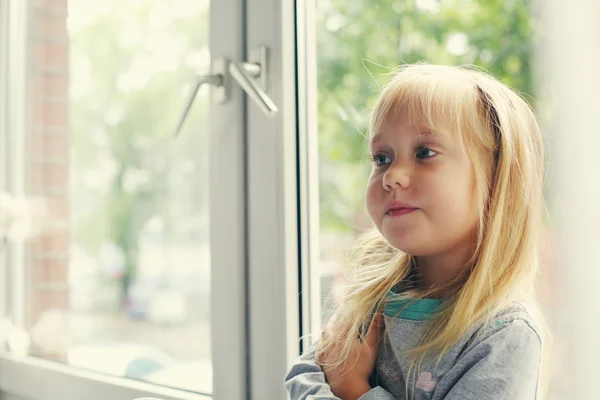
[284,346,342,400]
[284,346,396,400]
[432,319,542,400]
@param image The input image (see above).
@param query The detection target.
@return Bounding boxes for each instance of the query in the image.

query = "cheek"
[428,169,477,222]
[453,177,479,231]
[365,176,381,218]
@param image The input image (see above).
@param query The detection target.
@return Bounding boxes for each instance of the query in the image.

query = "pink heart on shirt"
[415,371,437,392]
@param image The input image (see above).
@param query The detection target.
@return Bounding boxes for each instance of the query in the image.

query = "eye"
[416,147,438,160]
[372,153,392,167]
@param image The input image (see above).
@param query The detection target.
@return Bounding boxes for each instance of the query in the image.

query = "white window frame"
[243,0,302,398]
[542,2,600,398]
[0,0,302,398]
[0,0,8,323]
[295,0,322,352]
[0,0,27,332]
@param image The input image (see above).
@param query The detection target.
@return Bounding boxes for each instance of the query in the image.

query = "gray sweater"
[284,294,542,400]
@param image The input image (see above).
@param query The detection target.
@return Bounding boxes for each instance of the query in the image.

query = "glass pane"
[5,0,212,394]
[310,0,557,394]
[313,0,543,315]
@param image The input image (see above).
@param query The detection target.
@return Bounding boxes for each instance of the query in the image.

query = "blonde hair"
[317,64,548,396]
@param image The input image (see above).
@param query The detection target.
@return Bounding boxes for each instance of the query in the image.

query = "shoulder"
[487,302,542,340]
[463,302,543,356]
[433,303,543,400]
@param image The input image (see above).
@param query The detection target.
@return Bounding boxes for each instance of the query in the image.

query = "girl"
[284,64,547,400]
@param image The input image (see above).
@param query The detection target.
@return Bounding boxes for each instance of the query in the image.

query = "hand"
[317,313,383,400]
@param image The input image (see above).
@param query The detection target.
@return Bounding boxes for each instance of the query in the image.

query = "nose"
[382,162,411,190]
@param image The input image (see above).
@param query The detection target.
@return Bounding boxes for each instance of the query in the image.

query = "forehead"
[368,68,476,146]
[370,114,453,146]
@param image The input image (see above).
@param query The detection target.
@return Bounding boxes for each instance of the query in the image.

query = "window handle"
[173,47,278,137]
[173,59,226,137]
[229,47,278,118]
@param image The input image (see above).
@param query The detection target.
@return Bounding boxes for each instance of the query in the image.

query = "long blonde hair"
[318,64,548,394]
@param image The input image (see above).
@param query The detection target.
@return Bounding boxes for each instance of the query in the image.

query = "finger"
[365,313,383,347]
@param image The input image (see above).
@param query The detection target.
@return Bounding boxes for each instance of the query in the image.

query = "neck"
[414,242,476,298]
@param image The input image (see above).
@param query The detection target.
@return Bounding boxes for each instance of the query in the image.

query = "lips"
[387,208,417,217]
[385,201,418,216]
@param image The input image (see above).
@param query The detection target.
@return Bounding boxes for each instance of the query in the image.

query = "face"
[365,115,479,259]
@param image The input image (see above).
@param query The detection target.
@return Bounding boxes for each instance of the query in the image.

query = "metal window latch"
[174,46,279,137]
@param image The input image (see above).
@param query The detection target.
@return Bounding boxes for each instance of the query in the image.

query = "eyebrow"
[370,129,442,148]
[417,130,440,141]
[417,129,435,137]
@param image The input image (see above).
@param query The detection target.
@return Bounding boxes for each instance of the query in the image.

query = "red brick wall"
[25,0,70,334]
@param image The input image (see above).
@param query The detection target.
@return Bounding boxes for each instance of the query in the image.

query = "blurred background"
[0,0,593,399]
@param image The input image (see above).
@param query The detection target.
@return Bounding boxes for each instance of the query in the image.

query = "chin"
[383,236,426,255]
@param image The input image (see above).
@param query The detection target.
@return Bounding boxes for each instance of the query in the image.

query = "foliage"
[68,0,536,300]
[316,0,535,232]
[69,0,210,301]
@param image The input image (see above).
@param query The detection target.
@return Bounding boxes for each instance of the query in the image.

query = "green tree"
[316,0,535,233]
[69,1,210,306]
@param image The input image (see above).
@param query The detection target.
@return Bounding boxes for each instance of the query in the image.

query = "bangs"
[370,65,479,143]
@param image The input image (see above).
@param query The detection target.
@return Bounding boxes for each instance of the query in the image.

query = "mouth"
[385,201,418,217]
[385,208,417,217]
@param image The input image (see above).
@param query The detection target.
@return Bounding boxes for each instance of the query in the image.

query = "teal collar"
[383,290,442,321]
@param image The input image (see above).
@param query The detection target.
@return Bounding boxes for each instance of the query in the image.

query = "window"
[0,0,598,399]
[0,0,270,398]
[2,0,215,395]
[305,0,544,338]
[299,1,592,398]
